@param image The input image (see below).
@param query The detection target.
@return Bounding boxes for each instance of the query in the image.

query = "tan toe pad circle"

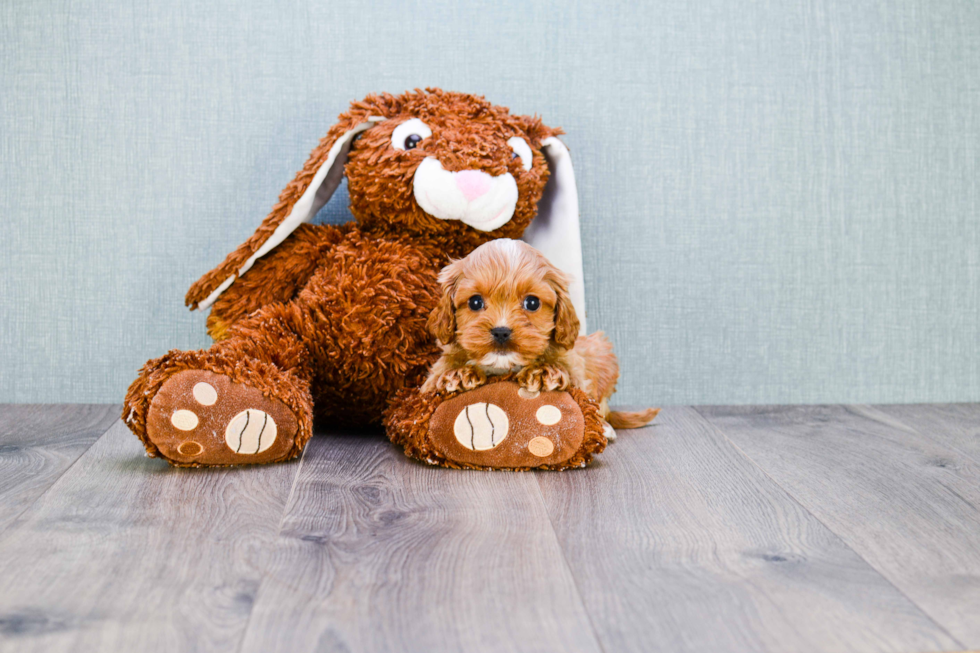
[535,405,562,425]
[177,441,203,456]
[225,409,277,454]
[170,409,199,431]
[193,382,218,406]
[453,402,509,451]
[528,436,555,457]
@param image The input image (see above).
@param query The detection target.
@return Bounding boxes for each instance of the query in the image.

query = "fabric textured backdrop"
[2,0,977,406]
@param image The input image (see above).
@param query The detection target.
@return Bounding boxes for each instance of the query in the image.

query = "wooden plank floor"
[0,404,977,653]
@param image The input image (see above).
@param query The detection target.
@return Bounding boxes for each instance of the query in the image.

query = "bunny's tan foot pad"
[384,378,607,471]
[144,370,301,467]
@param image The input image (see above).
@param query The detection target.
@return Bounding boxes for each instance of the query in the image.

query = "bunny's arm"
[203,223,349,340]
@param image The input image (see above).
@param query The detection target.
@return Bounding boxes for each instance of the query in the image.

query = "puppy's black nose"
[490,326,512,344]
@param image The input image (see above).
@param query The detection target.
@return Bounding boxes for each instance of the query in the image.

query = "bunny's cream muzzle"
[413,157,518,232]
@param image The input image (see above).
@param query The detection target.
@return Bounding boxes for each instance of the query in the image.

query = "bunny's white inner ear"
[522,136,587,335]
[196,116,386,310]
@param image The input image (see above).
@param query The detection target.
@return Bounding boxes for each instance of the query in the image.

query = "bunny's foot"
[385,378,607,471]
[124,351,313,467]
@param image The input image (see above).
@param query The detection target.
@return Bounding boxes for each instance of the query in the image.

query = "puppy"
[422,239,658,433]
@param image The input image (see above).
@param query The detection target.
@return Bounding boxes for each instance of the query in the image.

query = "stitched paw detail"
[427,381,589,469]
[225,409,278,454]
[453,402,509,450]
[145,370,298,466]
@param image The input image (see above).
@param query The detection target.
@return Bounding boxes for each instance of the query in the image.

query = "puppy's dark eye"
[404,134,422,150]
[468,295,485,311]
[523,296,540,311]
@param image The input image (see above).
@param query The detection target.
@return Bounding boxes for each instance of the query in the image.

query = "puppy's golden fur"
[422,239,658,431]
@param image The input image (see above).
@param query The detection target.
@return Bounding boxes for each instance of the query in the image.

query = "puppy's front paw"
[434,366,487,393]
[517,364,571,393]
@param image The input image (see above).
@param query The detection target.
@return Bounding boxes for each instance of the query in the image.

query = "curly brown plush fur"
[123,89,565,465]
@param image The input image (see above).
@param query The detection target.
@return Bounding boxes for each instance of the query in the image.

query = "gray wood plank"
[868,403,980,466]
[0,420,302,653]
[0,404,119,531]
[238,431,603,653]
[697,404,980,649]
[538,406,960,653]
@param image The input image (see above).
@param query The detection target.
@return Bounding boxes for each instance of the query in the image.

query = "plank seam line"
[232,439,309,653]
[858,404,980,469]
[691,406,968,651]
[532,475,608,653]
[0,408,121,537]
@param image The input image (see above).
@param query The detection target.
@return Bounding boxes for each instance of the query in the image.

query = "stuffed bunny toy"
[123,88,603,469]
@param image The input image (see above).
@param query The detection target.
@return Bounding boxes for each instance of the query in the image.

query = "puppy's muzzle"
[490,327,512,345]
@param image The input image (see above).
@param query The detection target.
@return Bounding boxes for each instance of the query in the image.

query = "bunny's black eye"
[523,296,540,311]
[468,295,484,311]
[507,136,533,172]
[391,118,432,151]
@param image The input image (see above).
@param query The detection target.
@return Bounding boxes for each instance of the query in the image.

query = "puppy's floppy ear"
[521,134,587,336]
[548,266,581,350]
[428,260,463,345]
[186,93,401,310]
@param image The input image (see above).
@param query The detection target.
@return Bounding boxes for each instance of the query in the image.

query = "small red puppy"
[422,239,658,435]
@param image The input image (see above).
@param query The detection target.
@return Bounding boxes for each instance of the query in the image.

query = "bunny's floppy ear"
[185,105,389,310]
[521,137,587,335]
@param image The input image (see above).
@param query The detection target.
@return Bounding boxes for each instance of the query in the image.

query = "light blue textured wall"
[1,0,978,406]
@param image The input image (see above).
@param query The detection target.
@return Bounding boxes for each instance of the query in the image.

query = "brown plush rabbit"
[123,88,594,467]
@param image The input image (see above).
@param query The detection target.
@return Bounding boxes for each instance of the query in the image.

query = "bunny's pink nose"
[455,170,492,202]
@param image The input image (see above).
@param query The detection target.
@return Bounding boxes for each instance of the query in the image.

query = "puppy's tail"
[606,407,660,430]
